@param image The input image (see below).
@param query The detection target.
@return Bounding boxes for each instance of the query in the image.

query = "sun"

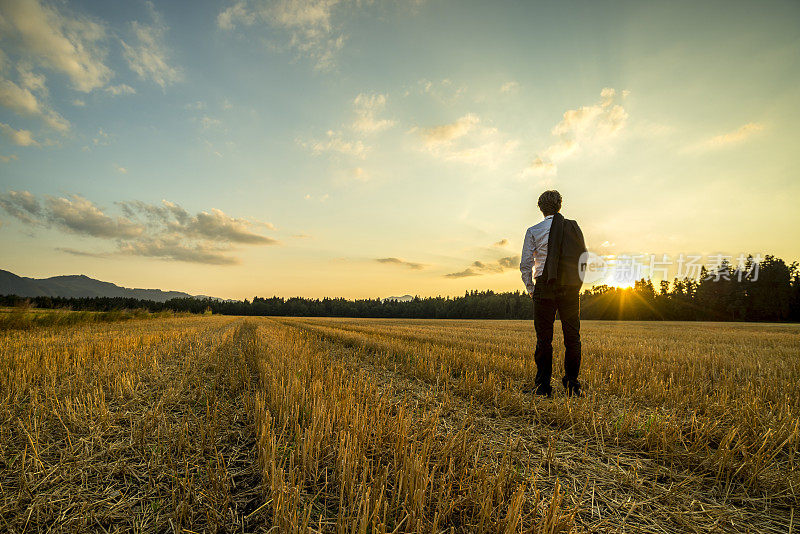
[607,280,635,289]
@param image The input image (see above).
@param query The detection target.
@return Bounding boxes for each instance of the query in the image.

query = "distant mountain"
[0,269,209,302]
[384,294,414,302]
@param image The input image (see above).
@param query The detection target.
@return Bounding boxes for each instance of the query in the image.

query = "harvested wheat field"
[1,316,798,533]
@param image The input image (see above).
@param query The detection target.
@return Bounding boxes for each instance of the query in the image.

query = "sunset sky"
[1,0,798,300]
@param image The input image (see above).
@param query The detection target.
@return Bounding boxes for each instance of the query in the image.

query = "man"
[519,190,587,397]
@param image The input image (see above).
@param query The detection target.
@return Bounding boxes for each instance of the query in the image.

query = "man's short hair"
[538,190,562,216]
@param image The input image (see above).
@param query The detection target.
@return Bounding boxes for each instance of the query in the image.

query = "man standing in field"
[519,190,587,398]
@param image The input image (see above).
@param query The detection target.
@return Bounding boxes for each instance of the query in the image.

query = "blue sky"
[1,0,798,299]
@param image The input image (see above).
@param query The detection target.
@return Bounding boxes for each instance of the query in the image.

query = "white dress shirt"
[519,215,554,295]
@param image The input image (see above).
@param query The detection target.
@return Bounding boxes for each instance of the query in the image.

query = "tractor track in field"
[275,317,792,534]
[2,318,269,533]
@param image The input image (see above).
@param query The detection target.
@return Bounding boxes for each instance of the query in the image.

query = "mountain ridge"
[0,269,203,302]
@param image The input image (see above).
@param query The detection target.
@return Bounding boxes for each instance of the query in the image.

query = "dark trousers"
[533,282,581,391]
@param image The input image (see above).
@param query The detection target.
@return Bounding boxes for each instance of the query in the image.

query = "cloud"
[414,113,519,167]
[0,0,112,92]
[0,154,18,163]
[302,130,368,158]
[500,81,519,94]
[190,208,277,244]
[303,92,391,166]
[121,2,181,88]
[200,116,222,129]
[493,238,508,247]
[524,87,628,177]
[445,255,520,278]
[421,113,479,146]
[56,247,110,258]
[119,200,279,245]
[106,83,136,96]
[92,128,113,146]
[185,100,207,111]
[527,156,557,177]
[0,192,278,264]
[375,257,424,270]
[405,78,465,103]
[352,93,395,133]
[0,190,42,225]
[444,268,481,279]
[115,165,127,173]
[217,0,346,70]
[0,78,40,115]
[0,122,38,146]
[686,122,765,153]
[0,76,70,131]
[118,238,239,265]
[46,195,144,239]
[350,167,369,182]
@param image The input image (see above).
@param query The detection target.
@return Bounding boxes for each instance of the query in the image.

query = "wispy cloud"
[0,0,163,140]
[0,190,41,225]
[301,92,392,170]
[56,247,110,258]
[405,78,465,104]
[0,192,278,264]
[686,122,765,153]
[0,76,70,132]
[375,257,425,270]
[47,195,144,239]
[0,122,38,146]
[118,238,239,265]
[121,2,182,88]
[301,130,368,158]
[445,255,519,278]
[421,113,479,146]
[217,0,346,70]
[106,83,136,96]
[524,88,629,177]
[414,113,519,167]
[499,81,519,94]
[349,167,369,182]
[493,238,509,247]
[352,93,395,134]
[0,0,112,92]
[119,200,278,245]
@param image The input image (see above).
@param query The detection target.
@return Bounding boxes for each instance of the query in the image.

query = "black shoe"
[534,384,552,398]
[566,386,583,398]
[562,377,583,398]
[521,383,552,397]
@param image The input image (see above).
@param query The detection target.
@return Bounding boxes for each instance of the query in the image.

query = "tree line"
[2,255,799,322]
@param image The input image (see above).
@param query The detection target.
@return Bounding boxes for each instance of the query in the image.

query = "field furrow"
[0,316,268,533]
[2,315,797,533]
[276,317,798,532]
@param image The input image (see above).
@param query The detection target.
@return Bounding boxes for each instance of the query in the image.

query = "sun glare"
[608,280,635,289]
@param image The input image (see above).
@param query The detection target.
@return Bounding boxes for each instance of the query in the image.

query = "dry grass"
[0,306,184,330]
[1,315,797,532]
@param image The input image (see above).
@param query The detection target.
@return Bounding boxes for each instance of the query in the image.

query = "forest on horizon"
[3,255,798,323]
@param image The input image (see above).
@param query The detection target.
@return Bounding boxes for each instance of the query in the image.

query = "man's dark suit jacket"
[535,213,587,297]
